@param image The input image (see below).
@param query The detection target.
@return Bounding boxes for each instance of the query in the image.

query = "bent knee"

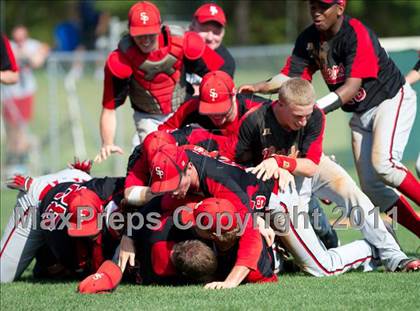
[371,156,395,181]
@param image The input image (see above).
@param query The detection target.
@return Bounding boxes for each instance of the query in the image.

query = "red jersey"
[159,94,269,135]
[102,26,224,115]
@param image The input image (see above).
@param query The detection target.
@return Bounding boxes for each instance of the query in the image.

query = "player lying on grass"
[79,238,219,294]
[239,0,420,238]
[79,197,277,293]
[0,160,125,283]
[118,144,418,290]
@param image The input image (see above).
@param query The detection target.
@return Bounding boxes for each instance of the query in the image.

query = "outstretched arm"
[238,73,290,94]
[204,265,250,289]
[94,107,124,163]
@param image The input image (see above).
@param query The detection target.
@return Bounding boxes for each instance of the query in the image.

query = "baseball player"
[119,184,278,289]
[239,0,420,238]
[37,177,125,277]
[145,145,419,286]
[158,71,337,247]
[119,198,227,285]
[78,239,217,293]
[0,34,19,84]
[0,161,125,282]
[0,162,91,282]
[229,78,420,273]
[159,70,268,135]
[179,198,278,287]
[124,127,230,208]
[187,3,236,95]
[404,58,420,178]
[95,1,227,163]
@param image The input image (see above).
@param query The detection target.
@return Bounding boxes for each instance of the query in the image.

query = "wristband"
[316,92,343,114]
[127,186,156,206]
[272,155,297,173]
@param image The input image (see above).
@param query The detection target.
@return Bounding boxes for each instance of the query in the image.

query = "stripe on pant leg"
[388,87,407,172]
[284,205,371,275]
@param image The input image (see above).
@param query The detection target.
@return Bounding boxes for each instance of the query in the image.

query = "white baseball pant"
[350,83,417,210]
[132,111,172,147]
[269,177,375,277]
[0,169,91,283]
[312,155,407,271]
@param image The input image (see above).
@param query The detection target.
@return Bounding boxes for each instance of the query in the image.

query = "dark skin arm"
[335,77,362,105]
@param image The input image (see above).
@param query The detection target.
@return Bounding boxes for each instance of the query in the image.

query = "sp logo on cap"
[209,5,218,16]
[209,88,218,102]
[155,166,164,179]
[92,273,104,281]
[140,12,149,24]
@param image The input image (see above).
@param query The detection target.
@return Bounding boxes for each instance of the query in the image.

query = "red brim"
[130,25,160,36]
[68,221,100,238]
[196,16,225,27]
[199,99,232,115]
[151,174,181,194]
[97,260,122,288]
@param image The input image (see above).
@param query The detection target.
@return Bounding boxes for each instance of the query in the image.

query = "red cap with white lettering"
[128,1,161,36]
[199,70,235,115]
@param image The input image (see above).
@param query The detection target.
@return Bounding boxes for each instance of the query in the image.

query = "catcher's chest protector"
[118,29,187,115]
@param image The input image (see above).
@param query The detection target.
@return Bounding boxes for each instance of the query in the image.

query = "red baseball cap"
[67,188,103,237]
[199,70,235,115]
[180,198,237,233]
[150,144,189,194]
[143,130,177,163]
[78,260,122,293]
[194,3,226,26]
[128,1,161,36]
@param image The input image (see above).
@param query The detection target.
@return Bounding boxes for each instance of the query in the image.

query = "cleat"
[396,258,420,272]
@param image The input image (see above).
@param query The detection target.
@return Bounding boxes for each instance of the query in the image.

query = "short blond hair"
[278,78,315,107]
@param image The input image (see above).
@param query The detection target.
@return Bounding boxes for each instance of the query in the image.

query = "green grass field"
[0,199,419,311]
[1,52,420,309]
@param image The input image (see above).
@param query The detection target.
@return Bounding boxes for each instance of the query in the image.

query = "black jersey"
[231,103,325,166]
[125,126,227,189]
[39,177,125,219]
[38,177,124,275]
[281,15,405,113]
[187,150,274,213]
